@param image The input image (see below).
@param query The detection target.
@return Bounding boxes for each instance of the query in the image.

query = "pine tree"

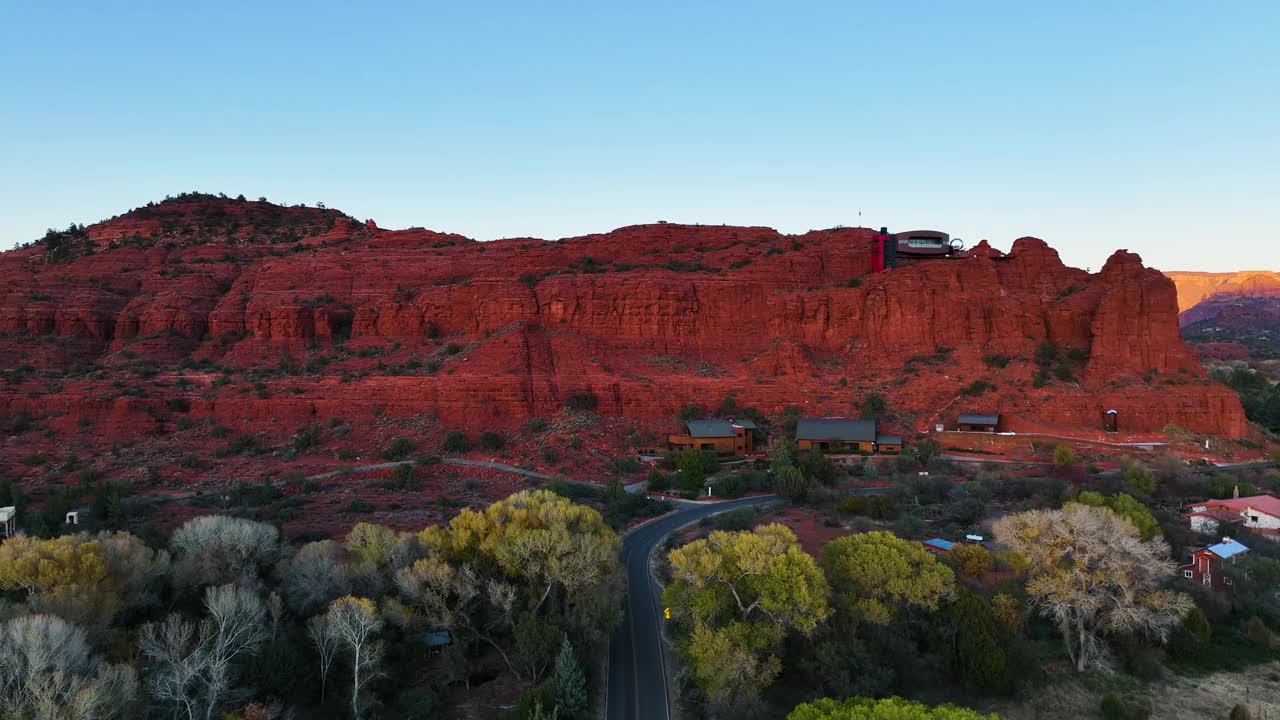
[553,636,587,718]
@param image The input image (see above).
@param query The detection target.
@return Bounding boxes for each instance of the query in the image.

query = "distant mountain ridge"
[1167,270,1280,360]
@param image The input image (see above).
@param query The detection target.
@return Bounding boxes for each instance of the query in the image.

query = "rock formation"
[0,194,1250,443]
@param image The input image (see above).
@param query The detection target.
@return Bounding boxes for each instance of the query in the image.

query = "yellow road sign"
[664,607,671,620]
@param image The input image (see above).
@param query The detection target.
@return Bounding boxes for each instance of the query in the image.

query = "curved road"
[605,496,776,720]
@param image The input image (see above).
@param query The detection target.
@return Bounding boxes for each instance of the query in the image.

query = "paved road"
[605,495,776,720]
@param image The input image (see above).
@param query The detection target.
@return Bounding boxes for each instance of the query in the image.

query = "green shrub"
[713,507,756,531]
[1245,616,1274,649]
[479,431,505,451]
[441,431,470,453]
[344,500,375,513]
[1100,694,1126,720]
[982,353,1011,368]
[525,417,548,432]
[381,436,415,461]
[860,393,887,419]
[166,398,191,412]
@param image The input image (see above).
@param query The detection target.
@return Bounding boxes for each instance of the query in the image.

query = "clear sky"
[2,1,1277,272]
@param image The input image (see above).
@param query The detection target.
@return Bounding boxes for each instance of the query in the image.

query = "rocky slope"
[0,194,1250,449]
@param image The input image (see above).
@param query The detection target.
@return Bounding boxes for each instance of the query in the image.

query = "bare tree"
[170,516,281,588]
[267,592,284,642]
[0,613,138,720]
[395,557,519,677]
[320,597,384,720]
[282,540,351,615]
[138,584,267,720]
[994,504,1192,672]
[306,614,340,702]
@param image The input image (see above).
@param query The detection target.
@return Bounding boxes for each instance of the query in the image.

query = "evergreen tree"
[553,636,587,718]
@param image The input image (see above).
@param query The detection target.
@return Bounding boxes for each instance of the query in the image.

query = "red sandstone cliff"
[0,195,1250,441]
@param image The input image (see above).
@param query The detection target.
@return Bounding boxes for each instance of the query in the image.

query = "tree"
[0,531,169,627]
[1070,491,1160,541]
[822,531,955,624]
[1123,463,1158,495]
[991,592,1024,632]
[773,465,811,501]
[552,636,587,718]
[1053,444,1075,467]
[646,466,670,492]
[321,596,384,720]
[139,584,267,720]
[787,696,997,720]
[942,590,1009,692]
[307,614,340,703]
[676,448,706,491]
[951,543,993,580]
[799,448,837,486]
[664,524,829,706]
[0,614,139,720]
[859,393,887,419]
[1167,605,1212,660]
[685,622,781,707]
[994,504,1192,671]
[401,490,623,679]
[283,540,352,615]
[665,524,830,633]
[170,516,280,587]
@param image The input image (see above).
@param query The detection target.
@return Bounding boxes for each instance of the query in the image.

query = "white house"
[1186,493,1280,540]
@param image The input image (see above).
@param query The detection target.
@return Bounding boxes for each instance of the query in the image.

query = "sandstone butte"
[0,194,1252,448]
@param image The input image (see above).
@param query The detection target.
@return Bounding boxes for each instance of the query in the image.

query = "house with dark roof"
[668,418,755,455]
[1186,494,1280,541]
[957,412,999,432]
[1180,538,1249,590]
[795,418,878,453]
[875,434,903,454]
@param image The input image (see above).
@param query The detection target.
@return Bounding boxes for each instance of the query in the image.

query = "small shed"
[1104,409,1118,433]
[65,507,90,526]
[957,413,999,432]
[423,629,452,656]
[875,434,903,454]
[923,538,954,554]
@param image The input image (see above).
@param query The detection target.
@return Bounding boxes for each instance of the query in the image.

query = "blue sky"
[2,1,1276,271]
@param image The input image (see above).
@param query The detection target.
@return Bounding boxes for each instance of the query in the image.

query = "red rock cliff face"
[0,195,1249,440]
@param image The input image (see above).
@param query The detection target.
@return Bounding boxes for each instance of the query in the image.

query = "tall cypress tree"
[553,636,587,719]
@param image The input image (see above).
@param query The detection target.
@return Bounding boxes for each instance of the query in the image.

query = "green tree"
[860,393,887,419]
[787,696,997,720]
[951,543,993,579]
[663,524,830,705]
[944,590,1009,692]
[646,466,670,492]
[686,621,782,706]
[552,636,587,718]
[676,448,706,491]
[1123,463,1157,495]
[822,531,955,624]
[773,465,811,501]
[1070,491,1160,541]
[799,448,837,486]
[1167,605,1212,660]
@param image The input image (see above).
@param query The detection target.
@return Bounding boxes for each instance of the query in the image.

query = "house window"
[1183,570,1193,578]
[1225,577,1233,586]
[1203,574,1211,585]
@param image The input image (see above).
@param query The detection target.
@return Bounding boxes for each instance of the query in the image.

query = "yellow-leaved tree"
[663,523,830,707]
[821,531,955,624]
